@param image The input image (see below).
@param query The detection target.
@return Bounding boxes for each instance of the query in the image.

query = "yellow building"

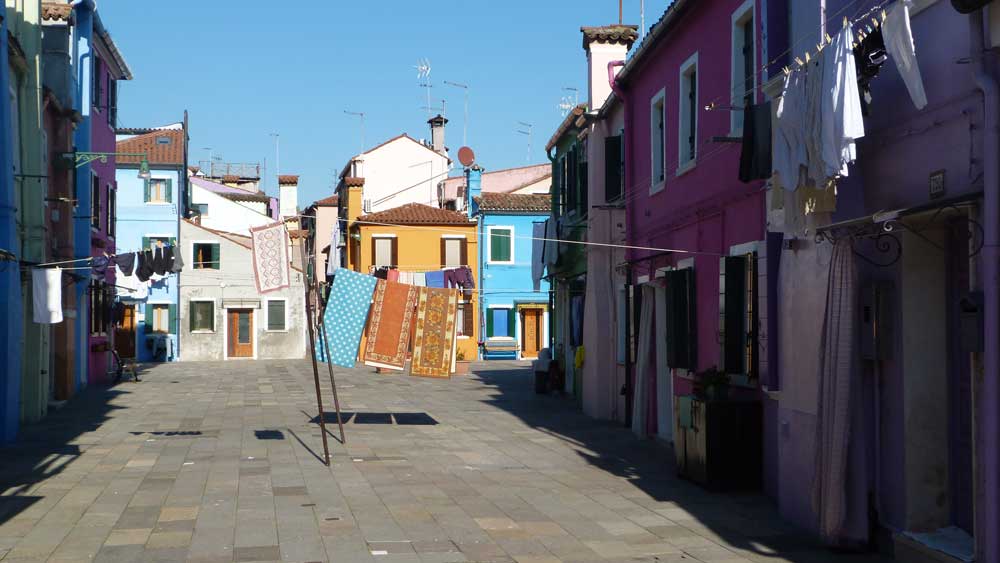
[341,188,480,361]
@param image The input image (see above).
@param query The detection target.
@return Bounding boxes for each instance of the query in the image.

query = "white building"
[179,219,306,361]
[189,176,276,236]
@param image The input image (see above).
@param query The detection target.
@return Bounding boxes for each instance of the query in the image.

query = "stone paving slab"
[0,360,891,562]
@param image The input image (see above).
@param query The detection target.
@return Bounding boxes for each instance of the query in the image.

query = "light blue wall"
[478,211,549,359]
[115,167,181,361]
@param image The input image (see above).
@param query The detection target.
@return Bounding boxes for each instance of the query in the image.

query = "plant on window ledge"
[693,366,731,402]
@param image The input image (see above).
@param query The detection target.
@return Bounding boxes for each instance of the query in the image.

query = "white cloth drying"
[532,222,546,291]
[774,70,807,190]
[884,0,928,110]
[821,25,865,178]
[32,267,63,324]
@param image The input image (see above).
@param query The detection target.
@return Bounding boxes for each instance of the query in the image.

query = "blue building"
[469,167,550,361]
[114,123,188,362]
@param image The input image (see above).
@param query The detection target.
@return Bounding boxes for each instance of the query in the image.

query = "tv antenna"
[415,58,433,117]
[422,98,446,116]
[344,110,365,153]
[516,121,533,163]
[444,80,470,146]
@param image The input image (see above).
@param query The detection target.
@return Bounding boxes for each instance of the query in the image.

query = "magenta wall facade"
[620,0,766,385]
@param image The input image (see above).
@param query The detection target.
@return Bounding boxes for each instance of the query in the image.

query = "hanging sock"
[113,252,136,277]
[135,250,155,282]
[151,246,169,276]
[32,268,63,324]
[883,0,928,110]
[169,245,184,273]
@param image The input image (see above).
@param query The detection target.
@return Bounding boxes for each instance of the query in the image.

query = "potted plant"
[693,366,731,402]
[453,347,471,375]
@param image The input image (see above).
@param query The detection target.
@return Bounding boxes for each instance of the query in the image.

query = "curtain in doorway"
[632,285,656,437]
[812,239,868,544]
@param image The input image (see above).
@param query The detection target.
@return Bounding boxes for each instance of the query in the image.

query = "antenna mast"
[516,121,533,163]
[344,110,365,153]
[444,80,470,146]
[415,58,433,117]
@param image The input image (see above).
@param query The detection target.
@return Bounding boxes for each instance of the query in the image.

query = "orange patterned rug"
[363,280,419,370]
[410,287,459,378]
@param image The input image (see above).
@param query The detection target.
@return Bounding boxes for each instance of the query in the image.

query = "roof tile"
[41,3,71,22]
[116,129,184,166]
[475,193,551,213]
[360,203,474,226]
[278,175,299,185]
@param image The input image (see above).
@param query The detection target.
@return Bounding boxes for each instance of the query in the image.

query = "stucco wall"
[179,221,306,361]
[358,137,451,212]
[312,205,338,278]
[191,184,274,235]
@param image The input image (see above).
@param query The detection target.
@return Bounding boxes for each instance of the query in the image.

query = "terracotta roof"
[312,195,339,207]
[615,0,694,86]
[222,174,239,183]
[188,165,200,173]
[581,25,639,49]
[475,193,551,213]
[116,129,185,166]
[288,229,308,239]
[343,177,364,187]
[41,3,72,22]
[182,219,304,274]
[545,104,588,152]
[360,203,474,226]
[278,175,299,185]
[220,191,270,204]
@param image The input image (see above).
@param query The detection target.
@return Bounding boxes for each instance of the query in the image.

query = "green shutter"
[189,301,196,331]
[143,179,150,202]
[486,309,494,337]
[142,236,150,251]
[211,243,220,269]
[165,179,173,203]
[507,308,515,337]
[168,304,177,335]
[145,303,153,334]
[721,257,747,374]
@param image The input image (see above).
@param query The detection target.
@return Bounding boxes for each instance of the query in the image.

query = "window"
[577,140,588,214]
[605,135,623,202]
[732,0,755,133]
[487,308,514,338]
[189,300,214,332]
[92,58,102,113]
[679,54,699,169]
[457,301,474,337]
[441,237,466,267]
[372,236,397,267]
[89,281,109,336]
[650,90,665,192]
[91,175,101,229]
[193,242,220,269]
[488,227,513,264]
[144,178,172,204]
[719,253,758,379]
[266,300,287,331]
[107,79,117,127]
[143,236,174,251]
[665,268,697,370]
[149,304,172,334]
[193,203,208,216]
[107,186,116,238]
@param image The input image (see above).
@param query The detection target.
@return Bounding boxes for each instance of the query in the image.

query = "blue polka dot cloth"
[315,269,377,368]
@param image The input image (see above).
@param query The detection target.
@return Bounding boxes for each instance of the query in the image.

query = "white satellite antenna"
[415,58,433,117]
[558,96,576,117]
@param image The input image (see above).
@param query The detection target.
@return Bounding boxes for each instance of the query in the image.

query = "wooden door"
[114,305,136,359]
[521,309,541,359]
[228,309,254,358]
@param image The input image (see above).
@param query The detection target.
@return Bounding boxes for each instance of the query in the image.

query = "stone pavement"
[0,360,889,563]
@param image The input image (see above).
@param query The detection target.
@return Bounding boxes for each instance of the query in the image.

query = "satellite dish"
[458,146,475,168]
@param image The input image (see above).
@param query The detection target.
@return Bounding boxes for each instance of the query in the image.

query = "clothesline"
[34,241,177,268]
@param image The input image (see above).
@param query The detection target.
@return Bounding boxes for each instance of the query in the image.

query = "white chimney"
[581,25,638,110]
[278,175,299,219]
[428,114,448,156]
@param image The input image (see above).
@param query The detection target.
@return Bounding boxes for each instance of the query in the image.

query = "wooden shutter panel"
[721,256,747,374]
[665,271,680,367]
[143,179,150,202]
[145,303,153,333]
[464,302,474,336]
[486,308,494,337]
[683,268,697,369]
[165,179,173,203]
[188,301,197,331]
[142,236,150,251]
[604,136,622,202]
[211,243,220,269]
[440,238,447,268]
[460,239,468,266]
[391,239,398,267]
[168,304,178,334]
[665,269,695,370]
[507,308,515,337]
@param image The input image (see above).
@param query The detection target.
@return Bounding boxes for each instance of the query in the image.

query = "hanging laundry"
[363,280,419,371]
[425,270,445,288]
[326,221,340,277]
[883,0,928,110]
[821,25,865,179]
[250,222,291,294]
[774,69,807,191]
[113,252,136,277]
[532,222,545,291]
[398,271,413,285]
[412,272,426,287]
[373,267,389,280]
[386,269,399,282]
[543,218,558,267]
[162,247,176,275]
[115,264,148,299]
[32,267,63,324]
[92,255,110,276]
[316,269,378,368]
[151,246,169,276]
[804,54,827,187]
[169,246,184,273]
[410,287,459,378]
[135,250,154,282]
[853,26,887,114]
[739,100,773,182]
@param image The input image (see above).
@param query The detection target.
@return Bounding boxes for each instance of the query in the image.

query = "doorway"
[227,309,254,358]
[115,304,136,359]
[520,308,542,359]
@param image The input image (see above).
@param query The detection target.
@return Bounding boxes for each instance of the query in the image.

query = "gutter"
[614,0,692,87]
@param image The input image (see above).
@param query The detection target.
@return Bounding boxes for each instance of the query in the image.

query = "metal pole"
[300,231,331,465]
[317,293,347,444]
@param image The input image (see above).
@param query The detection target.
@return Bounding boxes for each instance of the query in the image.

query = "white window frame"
[486,225,515,265]
[190,240,221,270]
[371,234,396,267]
[147,177,170,204]
[150,302,171,334]
[441,235,466,267]
[265,298,288,333]
[731,0,757,135]
[145,233,173,251]
[649,88,666,195]
[189,298,216,333]
[457,299,471,339]
[678,52,700,175]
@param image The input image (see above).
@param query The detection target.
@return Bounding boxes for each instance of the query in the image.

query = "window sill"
[487,261,515,266]
[650,180,665,195]
[145,202,171,206]
[675,160,697,177]
[457,335,471,340]
[264,329,288,333]
[190,330,215,334]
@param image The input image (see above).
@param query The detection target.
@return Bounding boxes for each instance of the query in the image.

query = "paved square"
[0,360,889,562]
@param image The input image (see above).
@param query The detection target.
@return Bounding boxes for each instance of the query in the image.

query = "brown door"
[228,309,254,358]
[114,305,136,359]
[521,308,541,359]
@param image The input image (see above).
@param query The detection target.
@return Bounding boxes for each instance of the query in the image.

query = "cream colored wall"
[509,176,552,195]
[312,206,338,277]
[360,137,450,212]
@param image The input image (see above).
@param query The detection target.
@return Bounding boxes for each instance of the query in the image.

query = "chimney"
[428,114,448,156]
[581,25,638,110]
[278,175,299,220]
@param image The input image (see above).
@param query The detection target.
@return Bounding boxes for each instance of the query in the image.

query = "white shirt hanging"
[821,25,865,178]
[774,69,808,190]
[884,0,928,110]
[32,267,63,324]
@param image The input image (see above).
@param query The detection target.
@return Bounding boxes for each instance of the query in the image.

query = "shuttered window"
[91,176,101,229]
[190,301,214,332]
[456,301,474,337]
[267,300,286,331]
[373,237,396,267]
[193,243,220,269]
[719,254,758,378]
[604,135,623,202]
[145,178,172,203]
[665,269,697,370]
[487,308,514,338]
[149,304,172,334]
[441,238,465,267]
[489,228,512,263]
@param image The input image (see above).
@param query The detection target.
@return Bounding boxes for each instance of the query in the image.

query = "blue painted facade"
[0,11,23,442]
[71,0,94,390]
[469,168,550,360]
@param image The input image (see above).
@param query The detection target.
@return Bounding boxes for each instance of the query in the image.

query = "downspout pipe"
[970,8,999,562]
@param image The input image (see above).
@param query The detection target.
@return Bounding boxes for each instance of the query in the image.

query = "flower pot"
[453,360,471,375]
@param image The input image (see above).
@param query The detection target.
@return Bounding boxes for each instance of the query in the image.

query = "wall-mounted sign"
[929,169,946,200]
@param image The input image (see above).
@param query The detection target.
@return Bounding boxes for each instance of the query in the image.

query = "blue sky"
[100,1,648,205]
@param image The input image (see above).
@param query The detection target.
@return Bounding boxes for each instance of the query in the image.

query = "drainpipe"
[970,8,999,562]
